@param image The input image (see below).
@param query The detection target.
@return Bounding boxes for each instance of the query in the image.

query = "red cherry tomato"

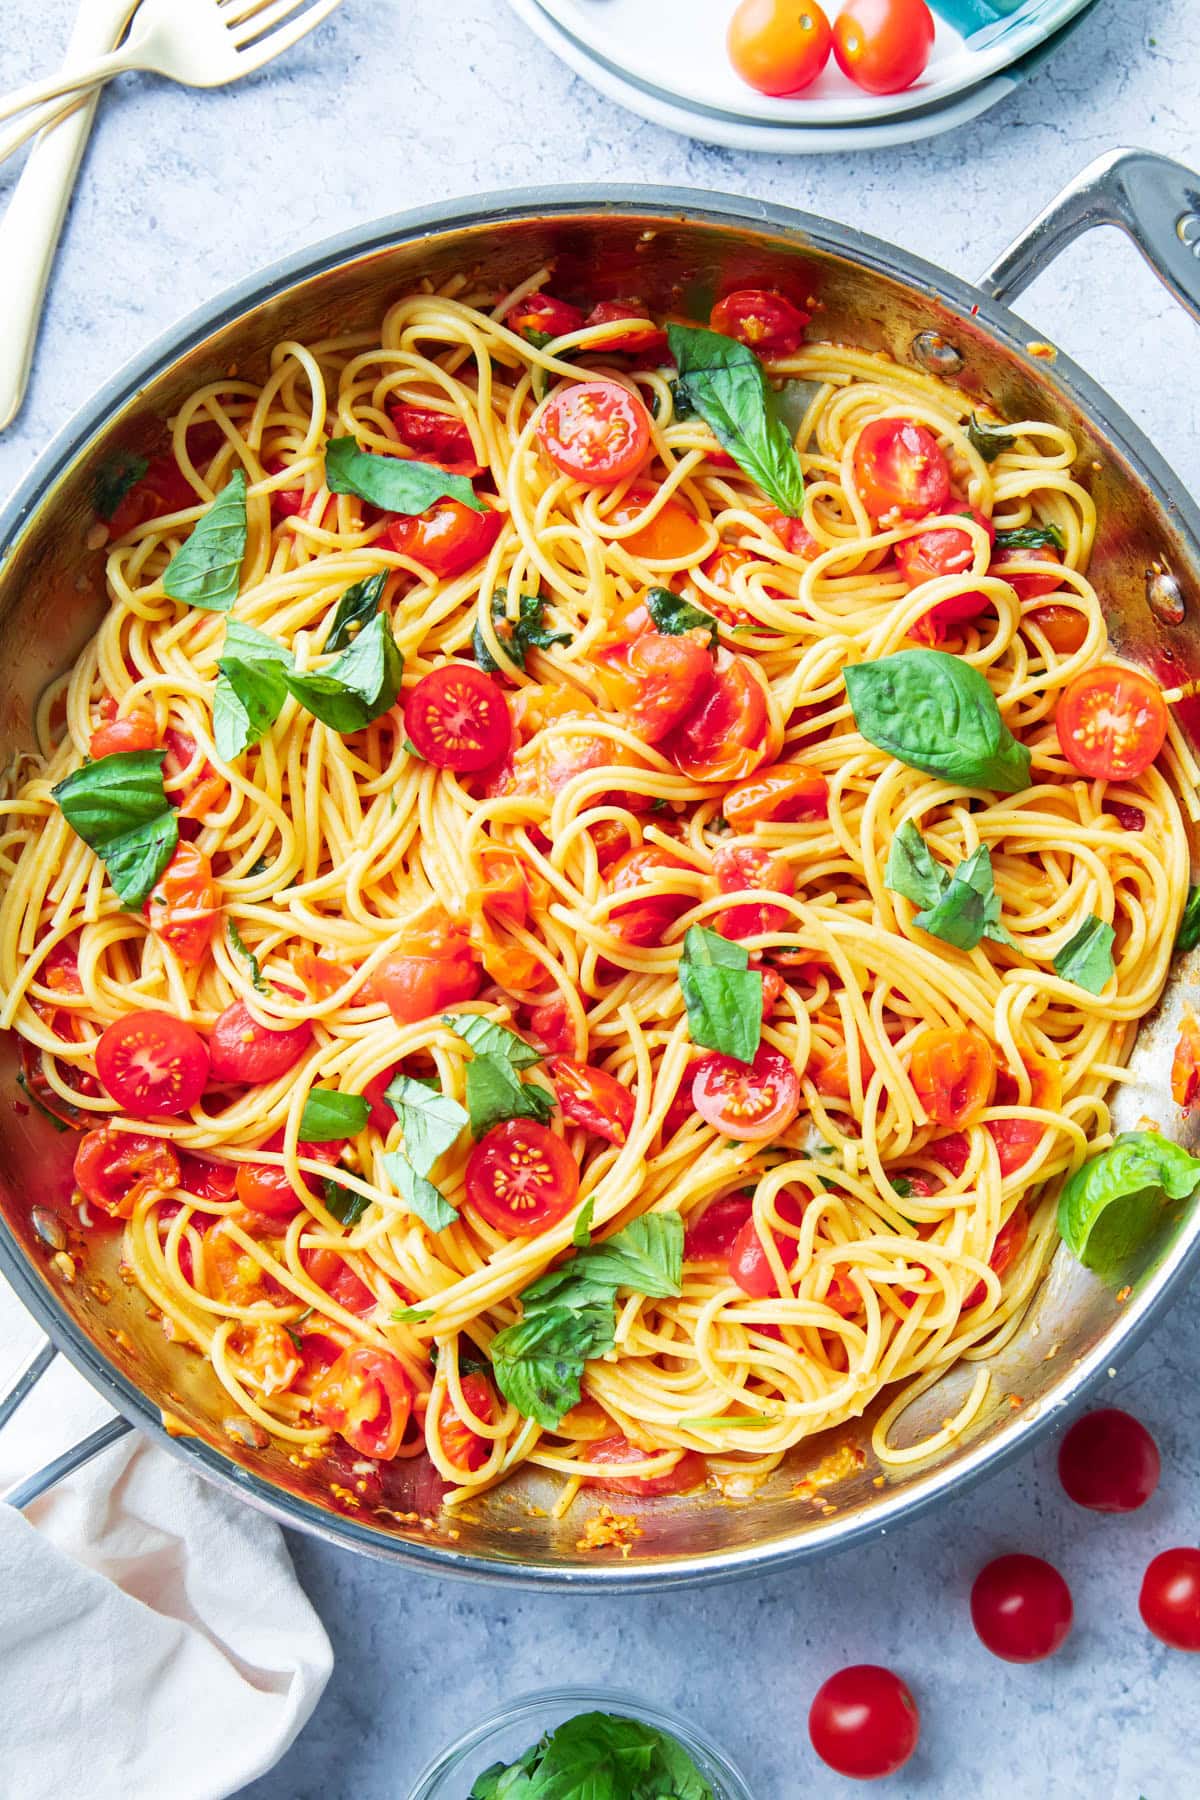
[710,287,811,354]
[523,992,579,1058]
[385,496,503,580]
[581,1434,707,1497]
[208,1000,313,1085]
[1055,664,1168,781]
[313,1344,413,1460]
[728,1190,806,1298]
[506,292,585,343]
[89,705,159,760]
[1140,1548,1200,1650]
[303,1246,378,1317]
[727,0,832,96]
[1173,1012,1200,1111]
[1002,543,1063,601]
[909,1026,996,1128]
[536,380,651,488]
[963,1204,1029,1310]
[985,1054,1062,1177]
[177,1152,238,1201]
[466,1118,579,1236]
[41,936,83,995]
[607,846,693,949]
[584,300,669,358]
[712,842,796,940]
[387,402,480,474]
[550,1058,635,1145]
[600,627,714,745]
[809,1664,920,1780]
[95,1010,209,1118]
[971,1554,1073,1662]
[692,1046,800,1143]
[723,762,828,829]
[832,0,934,96]
[853,417,950,521]
[685,1195,754,1262]
[897,507,996,643]
[234,1133,343,1220]
[74,1126,180,1218]
[438,1372,497,1472]
[369,925,481,1025]
[663,651,769,783]
[1057,1408,1161,1513]
[404,663,512,772]
[145,842,221,968]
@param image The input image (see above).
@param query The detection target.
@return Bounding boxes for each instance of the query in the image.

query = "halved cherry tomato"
[385,497,504,579]
[103,422,226,535]
[692,1045,800,1143]
[523,993,579,1059]
[685,1194,754,1262]
[727,0,832,97]
[607,846,693,948]
[584,301,669,359]
[604,486,709,560]
[760,967,787,1016]
[712,842,795,940]
[1027,601,1087,652]
[438,1372,497,1473]
[723,761,828,829]
[710,288,811,355]
[832,0,934,96]
[684,546,757,627]
[663,651,769,783]
[465,1118,579,1236]
[729,1189,805,1297]
[208,1000,313,1085]
[599,628,714,744]
[896,507,996,644]
[89,705,158,760]
[1000,543,1062,601]
[263,455,312,523]
[986,1055,1062,1175]
[95,1010,209,1117]
[536,380,651,488]
[235,1132,344,1220]
[971,1555,1073,1663]
[1172,1012,1200,1111]
[479,848,531,929]
[757,506,820,560]
[1055,664,1168,780]
[404,663,512,771]
[1058,1407,1161,1513]
[363,1064,402,1135]
[369,917,480,1025]
[41,935,83,995]
[964,1204,1029,1309]
[302,1246,378,1317]
[177,1152,238,1201]
[313,1344,413,1460]
[853,417,950,521]
[388,402,480,475]
[909,1026,995,1128]
[146,842,221,968]
[551,1057,635,1145]
[74,1126,180,1217]
[293,952,352,997]
[506,292,585,343]
[162,727,228,827]
[581,1434,707,1497]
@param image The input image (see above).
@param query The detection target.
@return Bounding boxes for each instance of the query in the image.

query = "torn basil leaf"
[993,524,1065,552]
[1053,915,1115,994]
[1174,885,1200,956]
[886,824,1014,951]
[298,1088,370,1140]
[283,610,403,733]
[473,589,571,675]
[323,1179,371,1228]
[52,748,177,909]
[324,571,388,652]
[381,1072,468,1176]
[384,1151,459,1232]
[666,323,805,517]
[94,450,148,521]
[442,1014,542,1068]
[465,1054,554,1139]
[228,920,269,995]
[324,437,485,515]
[967,414,1009,463]
[213,619,291,761]
[678,925,762,1064]
[644,585,719,648]
[1058,1131,1200,1274]
[162,469,248,613]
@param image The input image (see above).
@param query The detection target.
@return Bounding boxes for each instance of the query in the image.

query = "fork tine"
[229,0,307,44]
[232,0,341,56]
[219,0,285,26]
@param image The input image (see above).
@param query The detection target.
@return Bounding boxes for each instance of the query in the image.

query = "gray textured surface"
[2,1,1198,1795]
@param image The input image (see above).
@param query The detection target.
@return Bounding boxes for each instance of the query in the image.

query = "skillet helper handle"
[0,1336,132,1508]
[980,148,1200,326]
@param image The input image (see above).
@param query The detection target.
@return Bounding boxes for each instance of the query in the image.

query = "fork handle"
[0,89,93,173]
[0,46,133,127]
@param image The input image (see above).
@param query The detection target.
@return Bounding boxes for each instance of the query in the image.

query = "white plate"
[531,0,1095,126]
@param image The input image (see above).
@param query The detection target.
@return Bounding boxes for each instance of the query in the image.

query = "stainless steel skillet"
[1,149,1198,1589]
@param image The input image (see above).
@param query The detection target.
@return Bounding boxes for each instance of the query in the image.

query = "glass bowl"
[407,1685,755,1798]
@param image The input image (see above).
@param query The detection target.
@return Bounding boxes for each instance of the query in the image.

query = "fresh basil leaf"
[844,649,1031,794]
[572,1196,595,1248]
[283,610,403,733]
[299,1088,370,1140]
[917,845,1015,950]
[381,1073,468,1175]
[474,590,571,675]
[324,571,388,652]
[967,414,1009,463]
[443,1013,542,1068]
[488,1301,615,1430]
[885,819,947,912]
[465,1053,555,1139]
[1053,915,1115,993]
[1058,1131,1200,1273]
[323,1179,371,1228]
[214,619,292,760]
[228,920,269,995]
[383,1151,459,1232]
[647,1728,716,1800]
[162,469,247,612]
[667,323,804,516]
[15,1067,71,1132]
[52,748,178,909]
[522,1214,684,1312]
[678,925,762,1064]
[891,1176,914,1199]
[1175,885,1200,955]
[94,450,148,520]
[324,437,485,515]
[403,736,426,760]
[993,524,1066,551]
[644,585,719,648]
[527,1712,660,1796]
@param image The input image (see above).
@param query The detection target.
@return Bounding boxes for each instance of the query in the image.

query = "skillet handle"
[0,1335,132,1507]
[979,148,1200,325]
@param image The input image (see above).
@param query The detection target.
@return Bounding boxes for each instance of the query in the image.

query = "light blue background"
[2,3,1197,1794]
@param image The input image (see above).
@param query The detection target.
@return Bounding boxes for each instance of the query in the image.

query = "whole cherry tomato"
[438,1372,497,1472]
[710,287,811,354]
[1027,601,1088,654]
[583,301,669,359]
[809,1664,920,1779]
[506,292,585,343]
[600,627,715,744]
[1058,1408,1161,1513]
[909,1026,996,1128]
[663,651,770,783]
[1140,1548,1200,1651]
[853,417,950,520]
[971,1554,1073,1662]
[385,497,503,579]
[604,486,709,560]
[607,846,693,949]
[388,402,481,475]
[832,0,935,96]
[727,0,832,97]
[723,761,828,829]
[685,1194,754,1262]
[208,1000,313,1085]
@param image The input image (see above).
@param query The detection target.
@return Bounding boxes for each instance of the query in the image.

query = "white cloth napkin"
[0,1271,333,1800]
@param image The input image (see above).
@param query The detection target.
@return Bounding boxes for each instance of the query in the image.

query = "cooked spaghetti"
[0,272,1193,1518]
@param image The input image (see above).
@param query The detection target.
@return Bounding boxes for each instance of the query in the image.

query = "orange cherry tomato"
[599,628,715,744]
[145,842,221,967]
[727,0,832,96]
[162,727,229,825]
[41,934,83,995]
[208,999,313,1085]
[581,1434,707,1497]
[293,951,353,997]
[607,846,693,948]
[466,1118,579,1236]
[684,545,757,627]
[438,1372,497,1473]
[584,301,669,359]
[712,842,795,940]
[74,1126,180,1218]
[964,1205,1030,1309]
[235,1132,344,1220]
[710,288,811,355]
[313,1344,413,1460]
[910,1026,996,1129]
[723,761,828,828]
[833,0,934,96]
[605,485,709,560]
[369,912,481,1024]
[478,848,532,929]
[388,402,481,477]
[999,543,1063,601]
[986,1054,1063,1175]
[692,1045,801,1142]
[1055,664,1168,781]
[1172,1012,1200,1111]
[1027,603,1088,654]
[551,1057,636,1145]
[89,704,159,760]
[853,417,950,521]
[536,380,651,487]
[811,1036,876,1103]
[663,650,769,783]
[385,497,504,579]
[896,506,996,644]
[404,663,512,771]
[506,292,585,343]
[95,1010,210,1118]
[522,992,581,1059]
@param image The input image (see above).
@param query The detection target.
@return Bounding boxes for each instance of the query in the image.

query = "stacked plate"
[505,0,1101,152]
